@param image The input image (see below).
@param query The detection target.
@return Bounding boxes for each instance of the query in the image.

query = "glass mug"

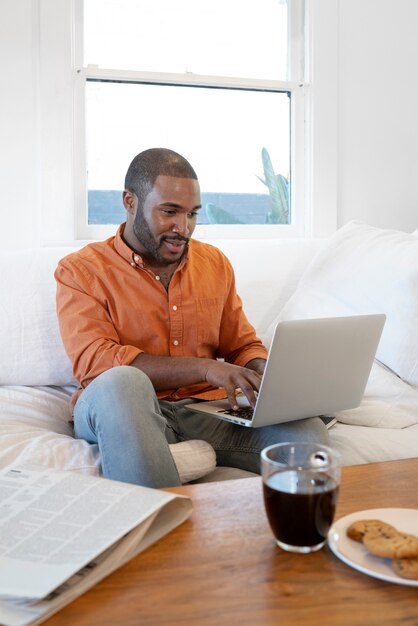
[261,442,341,553]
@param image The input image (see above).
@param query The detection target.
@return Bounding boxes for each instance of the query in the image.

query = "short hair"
[124,148,198,209]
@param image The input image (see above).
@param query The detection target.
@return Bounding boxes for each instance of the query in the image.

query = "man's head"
[122,148,201,267]
[124,148,198,210]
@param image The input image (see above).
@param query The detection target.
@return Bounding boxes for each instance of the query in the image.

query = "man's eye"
[189,211,199,218]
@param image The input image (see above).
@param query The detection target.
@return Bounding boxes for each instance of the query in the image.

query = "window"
[75,0,307,239]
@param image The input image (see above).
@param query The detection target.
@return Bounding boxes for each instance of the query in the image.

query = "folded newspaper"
[0,464,192,626]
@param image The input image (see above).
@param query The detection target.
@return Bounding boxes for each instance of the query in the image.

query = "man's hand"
[245,358,266,376]
[203,361,263,410]
[131,353,266,409]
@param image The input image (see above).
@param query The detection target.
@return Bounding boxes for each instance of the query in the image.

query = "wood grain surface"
[45,458,418,626]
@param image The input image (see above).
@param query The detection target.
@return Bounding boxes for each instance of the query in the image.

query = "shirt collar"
[113,223,138,264]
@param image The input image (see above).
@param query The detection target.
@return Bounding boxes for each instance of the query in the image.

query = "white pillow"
[0,248,76,386]
[265,221,418,386]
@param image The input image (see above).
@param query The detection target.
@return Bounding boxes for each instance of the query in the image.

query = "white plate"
[328,508,418,586]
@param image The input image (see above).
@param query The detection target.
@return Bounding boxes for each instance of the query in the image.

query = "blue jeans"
[74,366,330,488]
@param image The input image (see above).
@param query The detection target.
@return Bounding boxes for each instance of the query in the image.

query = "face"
[123,175,201,267]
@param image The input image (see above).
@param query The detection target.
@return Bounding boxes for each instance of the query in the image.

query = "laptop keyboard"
[220,407,254,421]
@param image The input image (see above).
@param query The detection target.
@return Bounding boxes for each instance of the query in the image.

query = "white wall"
[0,1,41,248]
[338,0,418,232]
[0,0,417,249]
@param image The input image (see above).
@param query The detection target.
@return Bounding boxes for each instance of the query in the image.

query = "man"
[55,148,328,488]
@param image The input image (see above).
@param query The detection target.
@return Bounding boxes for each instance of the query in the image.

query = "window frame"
[38,0,338,245]
[75,0,309,240]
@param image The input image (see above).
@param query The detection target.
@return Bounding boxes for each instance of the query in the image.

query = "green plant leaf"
[275,173,289,223]
[260,147,289,224]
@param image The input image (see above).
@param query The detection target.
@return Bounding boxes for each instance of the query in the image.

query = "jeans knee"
[75,365,160,435]
[95,365,153,395]
[76,366,157,418]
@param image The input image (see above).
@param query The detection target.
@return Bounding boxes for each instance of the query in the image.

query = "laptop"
[185,314,386,428]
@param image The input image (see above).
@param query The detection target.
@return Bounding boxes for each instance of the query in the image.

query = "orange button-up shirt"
[55,224,267,408]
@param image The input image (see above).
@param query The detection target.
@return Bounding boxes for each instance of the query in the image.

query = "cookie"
[346,518,418,577]
[346,519,390,542]
[362,527,418,559]
[392,557,418,580]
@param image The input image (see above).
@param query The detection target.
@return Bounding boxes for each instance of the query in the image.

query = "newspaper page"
[0,464,192,626]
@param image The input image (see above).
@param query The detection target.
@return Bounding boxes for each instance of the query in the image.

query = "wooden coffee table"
[46,459,418,626]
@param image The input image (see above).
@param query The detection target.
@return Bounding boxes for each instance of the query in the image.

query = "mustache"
[161,235,189,244]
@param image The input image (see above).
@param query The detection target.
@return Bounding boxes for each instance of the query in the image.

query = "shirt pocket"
[196,297,224,351]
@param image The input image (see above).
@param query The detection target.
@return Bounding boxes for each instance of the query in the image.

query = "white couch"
[1,221,417,483]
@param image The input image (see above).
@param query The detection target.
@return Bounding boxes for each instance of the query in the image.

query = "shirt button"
[172,305,178,311]
[173,340,179,346]
[155,275,161,281]
[134,255,139,262]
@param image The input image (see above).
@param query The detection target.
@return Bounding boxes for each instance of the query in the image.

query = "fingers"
[226,387,240,411]
[223,370,262,410]
[242,382,260,408]
[205,361,262,409]
[228,386,257,410]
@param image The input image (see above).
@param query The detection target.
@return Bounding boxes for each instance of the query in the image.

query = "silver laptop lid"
[251,313,386,426]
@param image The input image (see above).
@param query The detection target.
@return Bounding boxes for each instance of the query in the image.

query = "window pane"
[84,0,288,80]
[86,81,290,225]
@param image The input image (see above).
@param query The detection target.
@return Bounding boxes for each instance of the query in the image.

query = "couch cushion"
[0,385,100,474]
[210,238,325,337]
[0,386,217,483]
[0,248,77,386]
[264,221,418,386]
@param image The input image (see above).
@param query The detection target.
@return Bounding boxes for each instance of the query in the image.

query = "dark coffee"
[263,469,339,548]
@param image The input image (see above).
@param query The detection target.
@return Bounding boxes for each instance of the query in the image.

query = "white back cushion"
[208,238,325,337]
[0,248,76,386]
[265,221,418,386]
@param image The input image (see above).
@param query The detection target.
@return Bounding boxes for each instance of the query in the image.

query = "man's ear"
[123,190,136,215]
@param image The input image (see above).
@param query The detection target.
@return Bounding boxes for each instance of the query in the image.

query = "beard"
[133,209,189,266]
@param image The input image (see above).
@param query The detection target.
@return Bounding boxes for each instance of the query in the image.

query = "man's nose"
[172,215,189,236]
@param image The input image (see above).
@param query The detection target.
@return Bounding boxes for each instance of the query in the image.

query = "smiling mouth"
[161,237,189,254]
